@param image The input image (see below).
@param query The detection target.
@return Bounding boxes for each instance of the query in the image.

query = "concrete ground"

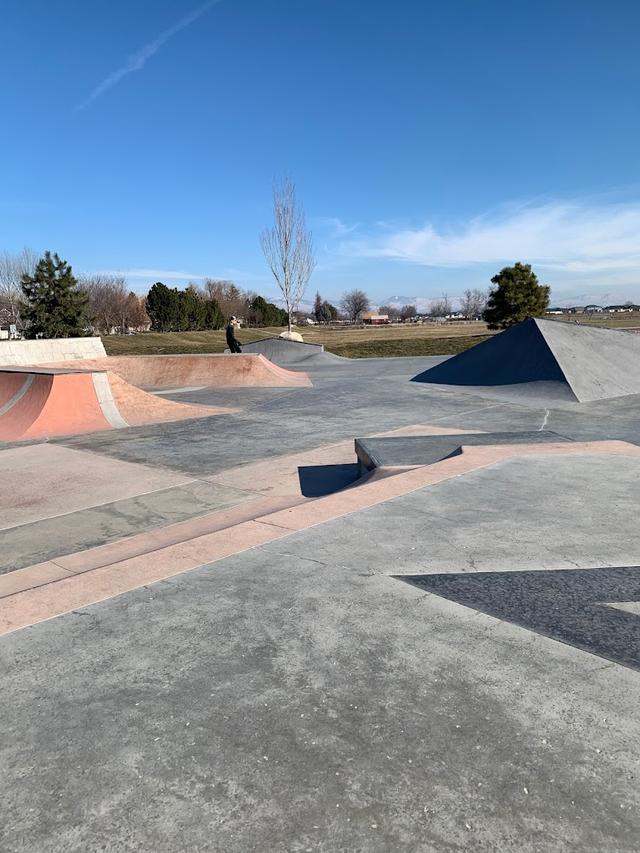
[2,353,640,851]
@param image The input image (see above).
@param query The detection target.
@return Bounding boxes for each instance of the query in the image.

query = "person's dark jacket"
[226,322,242,353]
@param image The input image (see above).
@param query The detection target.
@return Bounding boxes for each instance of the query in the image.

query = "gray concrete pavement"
[2,351,640,851]
[2,501,639,851]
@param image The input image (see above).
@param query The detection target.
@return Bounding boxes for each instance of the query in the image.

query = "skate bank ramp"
[0,368,233,442]
[413,318,640,403]
[230,337,338,367]
[44,353,312,389]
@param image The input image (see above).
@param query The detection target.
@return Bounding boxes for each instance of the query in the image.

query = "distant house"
[361,311,389,325]
[605,304,639,313]
[584,305,604,313]
[545,308,565,315]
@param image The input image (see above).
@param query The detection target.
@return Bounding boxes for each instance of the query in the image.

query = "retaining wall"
[0,337,107,366]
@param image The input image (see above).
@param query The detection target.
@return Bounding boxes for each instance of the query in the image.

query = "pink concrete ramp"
[0,368,234,442]
[44,353,312,389]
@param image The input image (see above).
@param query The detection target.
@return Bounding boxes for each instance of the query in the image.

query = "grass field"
[552,312,640,328]
[103,322,492,358]
[102,312,640,359]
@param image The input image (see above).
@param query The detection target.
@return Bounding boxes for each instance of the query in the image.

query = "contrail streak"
[76,1,219,110]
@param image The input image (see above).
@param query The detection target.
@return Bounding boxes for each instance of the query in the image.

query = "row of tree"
[143,283,289,332]
[1,245,552,339]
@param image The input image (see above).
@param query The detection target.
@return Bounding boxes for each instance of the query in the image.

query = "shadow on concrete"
[297,463,361,497]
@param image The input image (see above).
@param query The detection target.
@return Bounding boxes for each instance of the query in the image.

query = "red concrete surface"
[0,368,235,442]
[44,353,312,388]
[0,371,112,441]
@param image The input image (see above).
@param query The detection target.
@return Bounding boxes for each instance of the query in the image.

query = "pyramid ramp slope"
[535,319,640,402]
[413,318,640,403]
[412,318,566,387]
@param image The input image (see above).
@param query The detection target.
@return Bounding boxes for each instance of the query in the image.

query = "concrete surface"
[0,336,107,365]
[0,445,191,533]
[2,348,640,851]
[2,488,640,850]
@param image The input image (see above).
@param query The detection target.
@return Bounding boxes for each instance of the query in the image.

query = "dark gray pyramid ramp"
[413,319,565,388]
[233,337,340,366]
[412,318,640,403]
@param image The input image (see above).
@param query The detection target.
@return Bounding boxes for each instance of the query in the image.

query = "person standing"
[226,316,242,353]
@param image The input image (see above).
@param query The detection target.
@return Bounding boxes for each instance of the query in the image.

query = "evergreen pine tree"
[482,263,550,330]
[146,282,179,331]
[313,291,323,322]
[203,298,224,329]
[21,251,90,339]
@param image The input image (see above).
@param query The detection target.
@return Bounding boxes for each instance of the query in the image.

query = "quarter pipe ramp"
[0,368,234,442]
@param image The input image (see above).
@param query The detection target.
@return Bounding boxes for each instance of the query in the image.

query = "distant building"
[361,312,389,325]
[605,304,639,313]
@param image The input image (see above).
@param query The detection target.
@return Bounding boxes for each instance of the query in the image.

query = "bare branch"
[260,177,315,333]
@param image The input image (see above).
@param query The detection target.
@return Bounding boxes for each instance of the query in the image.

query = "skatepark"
[2,320,640,851]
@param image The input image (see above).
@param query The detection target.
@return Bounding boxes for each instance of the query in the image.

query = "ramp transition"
[43,353,312,389]
[0,368,234,442]
[413,318,640,403]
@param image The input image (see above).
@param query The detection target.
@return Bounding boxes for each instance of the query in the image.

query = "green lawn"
[327,335,491,358]
[103,328,491,359]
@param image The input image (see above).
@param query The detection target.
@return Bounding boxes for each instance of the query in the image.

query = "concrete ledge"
[0,337,106,366]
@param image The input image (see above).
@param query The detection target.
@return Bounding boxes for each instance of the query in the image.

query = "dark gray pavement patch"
[399,567,640,671]
[0,480,250,574]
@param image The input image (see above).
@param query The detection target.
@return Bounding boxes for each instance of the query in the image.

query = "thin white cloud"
[311,216,359,237]
[339,198,640,278]
[76,1,219,110]
[100,268,207,280]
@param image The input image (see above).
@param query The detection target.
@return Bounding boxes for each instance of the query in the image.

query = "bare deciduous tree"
[125,292,150,330]
[0,247,37,326]
[203,279,246,320]
[80,274,129,334]
[341,289,370,322]
[260,178,315,333]
[378,305,400,320]
[429,294,451,318]
[460,288,487,320]
[400,304,416,321]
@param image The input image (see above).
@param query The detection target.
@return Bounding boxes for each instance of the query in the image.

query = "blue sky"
[2,0,639,307]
